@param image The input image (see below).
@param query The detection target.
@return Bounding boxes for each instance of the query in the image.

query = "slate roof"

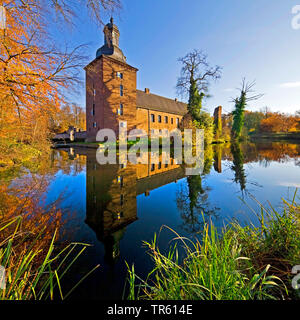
[136,166,186,196]
[136,90,187,116]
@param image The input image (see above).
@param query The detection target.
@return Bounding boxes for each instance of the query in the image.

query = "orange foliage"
[0,177,62,243]
[0,1,81,144]
[260,113,299,133]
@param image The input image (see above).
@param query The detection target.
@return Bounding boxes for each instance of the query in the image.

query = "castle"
[84,18,187,141]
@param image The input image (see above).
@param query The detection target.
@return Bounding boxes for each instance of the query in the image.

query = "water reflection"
[176,144,220,234]
[230,142,247,193]
[2,141,299,299]
[82,149,186,264]
[56,142,300,264]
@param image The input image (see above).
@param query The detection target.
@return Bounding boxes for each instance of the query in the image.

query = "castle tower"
[85,18,138,141]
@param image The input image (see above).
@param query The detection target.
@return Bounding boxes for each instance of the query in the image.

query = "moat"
[7,141,300,299]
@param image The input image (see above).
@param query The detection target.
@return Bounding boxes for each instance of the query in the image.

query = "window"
[117,72,123,79]
[151,114,155,122]
[117,104,124,115]
[119,121,126,128]
[91,103,95,116]
[93,122,97,128]
[120,85,124,96]
[120,194,124,206]
[158,162,162,169]
[158,115,162,123]
[171,118,174,124]
[93,88,96,96]
[165,116,168,123]
[151,164,155,171]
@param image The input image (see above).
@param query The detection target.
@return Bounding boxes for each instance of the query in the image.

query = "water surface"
[7,142,300,299]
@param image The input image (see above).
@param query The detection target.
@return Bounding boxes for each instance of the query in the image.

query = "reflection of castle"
[78,149,185,264]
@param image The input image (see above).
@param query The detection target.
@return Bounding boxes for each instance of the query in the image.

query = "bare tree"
[260,106,272,119]
[231,79,263,139]
[5,0,122,26]
[176,49,222,97]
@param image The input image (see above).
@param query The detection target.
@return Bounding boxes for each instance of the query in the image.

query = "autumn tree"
[0,0,121,165]
[51,103,86,133]
[243,111,264,133]
[260,113,299,133]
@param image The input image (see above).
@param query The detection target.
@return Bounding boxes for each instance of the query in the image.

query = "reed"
[0,216,99,300]
[127,192,299,300]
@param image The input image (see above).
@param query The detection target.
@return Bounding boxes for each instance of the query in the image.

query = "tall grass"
[0,216,99,300]
[127,193,299,300]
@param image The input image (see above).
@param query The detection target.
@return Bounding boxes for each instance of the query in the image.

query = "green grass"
[0,216,99,300]
[126,192,300,300]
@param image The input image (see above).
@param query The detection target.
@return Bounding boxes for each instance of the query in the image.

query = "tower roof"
[96,18,126,63]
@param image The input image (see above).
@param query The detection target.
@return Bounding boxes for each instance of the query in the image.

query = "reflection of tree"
[177,147,219,234]
[203,144,214,175]
[213,144,223,173]
[230,142,247,192]
[177,174,219,234]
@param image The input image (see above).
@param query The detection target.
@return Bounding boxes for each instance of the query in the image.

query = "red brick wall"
[85,56,138,141]
[136,107,183,136]
[86,55,185,141]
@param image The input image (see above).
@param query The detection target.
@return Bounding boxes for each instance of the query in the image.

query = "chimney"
[144,88,150,94]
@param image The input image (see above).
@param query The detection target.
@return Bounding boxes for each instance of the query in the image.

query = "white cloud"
[223,88,235,92]
[279,81,300,88]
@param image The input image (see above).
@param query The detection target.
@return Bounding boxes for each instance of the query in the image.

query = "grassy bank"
[127,192,300,300]
[0,217,98,300]
[250,132,300,141]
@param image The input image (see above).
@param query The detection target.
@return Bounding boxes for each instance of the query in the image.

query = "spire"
[96,18,126,63]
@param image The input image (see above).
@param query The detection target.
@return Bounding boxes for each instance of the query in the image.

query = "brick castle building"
[84,18,187,141]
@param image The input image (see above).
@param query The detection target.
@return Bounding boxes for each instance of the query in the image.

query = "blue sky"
[54,0,300,115]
